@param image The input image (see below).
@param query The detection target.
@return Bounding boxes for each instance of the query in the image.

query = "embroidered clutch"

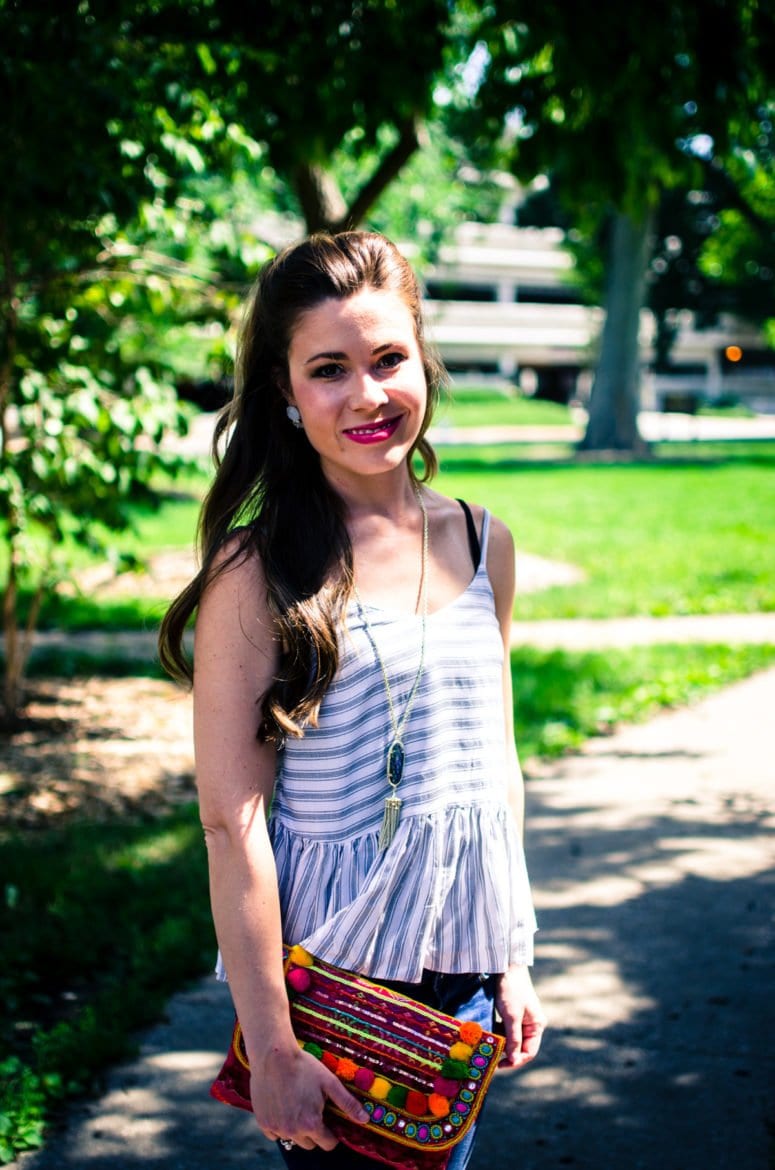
[210,944,505,1170]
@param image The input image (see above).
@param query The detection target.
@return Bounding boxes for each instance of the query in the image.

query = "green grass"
[31,447,775,628]
[15,415,775,632]
[0,806,213,1163]
[436,450,775,618]
[435,387,575,430]
[511,642,775,760]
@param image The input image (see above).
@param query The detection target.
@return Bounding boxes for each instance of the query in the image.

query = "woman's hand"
[495,965,547,1071]
[250,1043,370,1150]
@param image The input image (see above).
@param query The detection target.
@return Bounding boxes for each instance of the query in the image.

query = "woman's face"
[285,287,428,488]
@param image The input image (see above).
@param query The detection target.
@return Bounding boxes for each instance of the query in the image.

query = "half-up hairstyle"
[158,231,446,743]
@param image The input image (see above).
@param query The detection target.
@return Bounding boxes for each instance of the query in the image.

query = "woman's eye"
[377,351,406,371]
[312,363,343,379]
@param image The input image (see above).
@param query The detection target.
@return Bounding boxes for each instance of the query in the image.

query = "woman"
[159,230,545,1169]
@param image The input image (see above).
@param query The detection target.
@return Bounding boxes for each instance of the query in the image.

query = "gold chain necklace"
[352,487,429,851]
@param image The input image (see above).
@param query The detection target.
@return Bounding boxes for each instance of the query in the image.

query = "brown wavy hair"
[158,231,446,742]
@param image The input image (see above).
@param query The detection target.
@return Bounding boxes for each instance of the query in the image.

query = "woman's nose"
[350,372,389,408]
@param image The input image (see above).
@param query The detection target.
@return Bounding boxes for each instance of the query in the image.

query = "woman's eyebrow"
[305,350,347,365]
[304,342,398,366]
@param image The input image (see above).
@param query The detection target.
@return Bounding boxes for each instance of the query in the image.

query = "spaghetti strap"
[456,499,481,569]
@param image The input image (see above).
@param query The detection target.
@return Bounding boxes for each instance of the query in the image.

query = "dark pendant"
[387,740,405,786]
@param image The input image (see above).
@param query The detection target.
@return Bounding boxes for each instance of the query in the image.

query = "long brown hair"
[158,231,446,742]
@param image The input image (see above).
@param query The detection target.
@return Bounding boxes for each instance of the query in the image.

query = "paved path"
[429,411,775,447]
[19,611,775,672]
[510,612,775,649]
[20,663,775,1170]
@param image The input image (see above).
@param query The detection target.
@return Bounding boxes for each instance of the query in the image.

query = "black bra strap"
[456,498,481,569]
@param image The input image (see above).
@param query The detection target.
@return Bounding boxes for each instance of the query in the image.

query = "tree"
[449,0,775,451]
[0,0,460,721]
[122,0,454,233]
[0,0,255,722]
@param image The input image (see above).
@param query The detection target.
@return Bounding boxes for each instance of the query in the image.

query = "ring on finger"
[278,1138,296,1150]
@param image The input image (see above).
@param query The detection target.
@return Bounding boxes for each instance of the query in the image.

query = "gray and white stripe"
[265,510,537,983]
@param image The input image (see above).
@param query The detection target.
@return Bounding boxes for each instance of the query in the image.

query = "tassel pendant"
[378,793,403,851]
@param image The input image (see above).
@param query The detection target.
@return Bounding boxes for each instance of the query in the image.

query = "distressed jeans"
[276,969,497,1170]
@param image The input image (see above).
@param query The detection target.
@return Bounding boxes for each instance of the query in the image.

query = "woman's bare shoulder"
[426,490,513,551]
[196,529,274,659]
[202,529,265,600]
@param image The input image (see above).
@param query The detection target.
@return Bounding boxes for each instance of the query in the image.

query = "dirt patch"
[0,677,195,831]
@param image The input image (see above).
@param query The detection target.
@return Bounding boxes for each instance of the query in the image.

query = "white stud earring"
[286,404,303,429]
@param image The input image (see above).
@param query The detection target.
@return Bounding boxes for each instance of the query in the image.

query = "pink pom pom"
[354,1067,376,1091]
[432,1076,460,1098]
[286,967,312,993]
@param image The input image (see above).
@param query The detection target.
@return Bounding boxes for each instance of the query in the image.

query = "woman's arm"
[486,516,548,1069]
[193,542,367,1147]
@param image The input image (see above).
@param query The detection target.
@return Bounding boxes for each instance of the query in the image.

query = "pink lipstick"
[343,415,402,444]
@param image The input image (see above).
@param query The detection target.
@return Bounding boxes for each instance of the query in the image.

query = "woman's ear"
[272,365,289,399]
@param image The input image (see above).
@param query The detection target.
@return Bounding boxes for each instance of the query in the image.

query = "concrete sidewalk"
[20,664,774,1170]
[20,611,775,668]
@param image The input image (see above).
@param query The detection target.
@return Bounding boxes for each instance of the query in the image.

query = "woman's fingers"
[255,1059,369,1150]
[495,965,548,1070]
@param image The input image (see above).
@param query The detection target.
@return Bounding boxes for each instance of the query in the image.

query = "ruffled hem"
[269,802,537,983]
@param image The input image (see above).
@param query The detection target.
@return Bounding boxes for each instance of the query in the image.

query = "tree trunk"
[293,162,350,234]
[579,207,655,454]
[294,119,422,234]
[2,543,22,724]
[0,219,24,724]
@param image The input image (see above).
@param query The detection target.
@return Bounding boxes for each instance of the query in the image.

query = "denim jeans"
[277,969,496,1170]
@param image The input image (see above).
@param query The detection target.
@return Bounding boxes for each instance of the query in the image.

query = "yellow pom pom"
[449,1042,473,1062]
[288,945,314,968]
[370,1077,391,1100]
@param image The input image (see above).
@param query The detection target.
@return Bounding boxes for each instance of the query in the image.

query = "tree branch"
[333,119,423,232]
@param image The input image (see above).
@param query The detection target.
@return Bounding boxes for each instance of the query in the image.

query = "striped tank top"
[268,510,537,982]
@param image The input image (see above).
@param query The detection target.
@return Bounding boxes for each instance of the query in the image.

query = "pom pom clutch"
[210,945,505,1170]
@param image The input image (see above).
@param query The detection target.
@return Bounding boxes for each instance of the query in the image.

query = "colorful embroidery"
[276,947,504,1153]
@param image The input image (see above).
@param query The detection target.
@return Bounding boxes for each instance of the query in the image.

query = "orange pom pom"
[449,1042,473,1062]
[458,1021,483,1046]
[370,1077,391,1099]
[428,1094,451,1117]
[337,1058,358,1082]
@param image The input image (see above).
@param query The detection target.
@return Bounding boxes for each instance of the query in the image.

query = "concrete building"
[417,220,774,412]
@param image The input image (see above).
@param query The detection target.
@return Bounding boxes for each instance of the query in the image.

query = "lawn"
[32,442,775,630]
[435,450,775,619]
[435,387,575,430]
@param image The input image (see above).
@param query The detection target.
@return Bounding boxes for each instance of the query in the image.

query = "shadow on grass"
[439,443,775,475]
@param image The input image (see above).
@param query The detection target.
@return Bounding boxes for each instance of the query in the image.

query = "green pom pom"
[387,1084,408,1108]
[304,1042,323,1060]
[440,1058,468,1081]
